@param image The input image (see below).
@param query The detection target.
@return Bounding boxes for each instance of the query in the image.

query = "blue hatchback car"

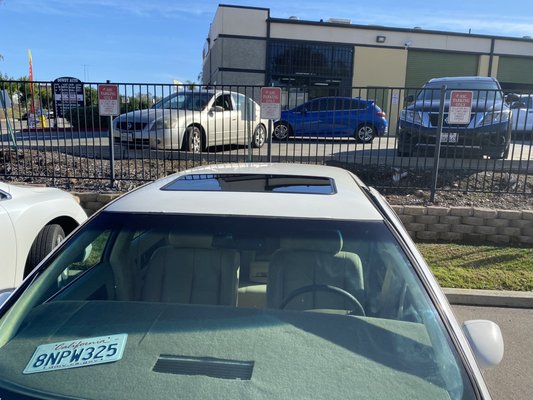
[273,97,388,143]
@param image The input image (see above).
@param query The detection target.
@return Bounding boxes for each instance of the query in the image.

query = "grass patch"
[416,242,533,291]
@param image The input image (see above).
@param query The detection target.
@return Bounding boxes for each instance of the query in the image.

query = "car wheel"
[273,122,291,141]
[355,124,376,143]
[25,224,65,275]
[251,124,266,148]
[184,126,203,153]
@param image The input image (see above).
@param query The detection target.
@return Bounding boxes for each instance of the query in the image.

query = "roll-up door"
[405,51,479,89]
[497,56,533,90]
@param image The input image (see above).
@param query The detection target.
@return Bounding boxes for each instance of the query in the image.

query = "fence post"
[105,80,116,188]
[430,85,447,203]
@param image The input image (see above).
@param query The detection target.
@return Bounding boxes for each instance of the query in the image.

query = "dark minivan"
[397,76,512,159]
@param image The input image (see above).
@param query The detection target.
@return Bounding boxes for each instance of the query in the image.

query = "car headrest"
[168,233,213,248]
[279,230,342,254]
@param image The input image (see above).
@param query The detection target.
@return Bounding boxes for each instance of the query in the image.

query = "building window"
[268,40,354,108]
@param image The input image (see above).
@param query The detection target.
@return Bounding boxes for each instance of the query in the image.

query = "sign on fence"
[53,77,84,118]
[260,87,282,120]
[448,90,473,125]
[98,84,120,116]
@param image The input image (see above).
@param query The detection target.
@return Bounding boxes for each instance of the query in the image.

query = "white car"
[0,182,87,294]
[510,94,533,135]
[0,164,502,399]
[113,90,268,152]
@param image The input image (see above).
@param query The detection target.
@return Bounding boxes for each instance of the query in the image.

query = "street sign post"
[449,90,473,125]
[98,83,120,186]
[261,87,282,162]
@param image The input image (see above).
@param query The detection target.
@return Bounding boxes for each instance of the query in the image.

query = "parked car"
[397,76,512,159]
[0,163,502,399]
[113,90,267,152]
[0,182,87,294]
[510,94,533,136]
[20,109,54,121]
[273,96,388,143]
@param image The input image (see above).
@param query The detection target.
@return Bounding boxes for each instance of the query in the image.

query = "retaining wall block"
[473,208,498,219]
[427,206,450,216]
[399,215,415,224]
[415,215,440,225]
[440,216,462,225]
[427,224,451,233]
[497,210,522,220]
[462,216,485,226]
[475,226,498,235]
[510,219,533,229]
[452,224,475,234]
[404,222,426,232]
[416,231,439,241]
[500,227,522,237]
[522,211,533,221]
[486,219,510,228]
[450,207,473,217]
[487,235,511,243]
[403,206,427,216]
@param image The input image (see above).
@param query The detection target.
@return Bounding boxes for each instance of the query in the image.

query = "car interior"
[0,214,470,400]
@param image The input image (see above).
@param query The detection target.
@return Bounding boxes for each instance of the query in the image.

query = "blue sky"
[1,0,533,84]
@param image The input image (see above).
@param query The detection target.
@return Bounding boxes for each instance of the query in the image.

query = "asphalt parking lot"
[453,305,533,399]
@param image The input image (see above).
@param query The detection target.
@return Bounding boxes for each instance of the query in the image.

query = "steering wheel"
[280,284,365,316]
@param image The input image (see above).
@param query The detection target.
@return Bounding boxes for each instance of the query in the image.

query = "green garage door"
[405,51,479,89]
[497,56,533,91]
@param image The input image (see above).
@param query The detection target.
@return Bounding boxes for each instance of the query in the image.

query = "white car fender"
[0,184,86,290]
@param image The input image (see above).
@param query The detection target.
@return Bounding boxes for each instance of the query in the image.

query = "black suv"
[397,76,511,159]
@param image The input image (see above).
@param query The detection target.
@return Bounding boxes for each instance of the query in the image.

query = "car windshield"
[153,92,212,111]
[0,212,475,400]
[417,81,503,103]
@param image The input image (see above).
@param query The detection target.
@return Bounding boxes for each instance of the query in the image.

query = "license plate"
[23,334,128,374]
[120,132,133,141]
[440,132,458,143]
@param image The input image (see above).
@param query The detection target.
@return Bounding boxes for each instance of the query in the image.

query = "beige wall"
[478,55,500,77]
[353,47,408,135]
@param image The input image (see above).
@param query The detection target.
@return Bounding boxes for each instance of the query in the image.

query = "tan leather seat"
[142,233,239,305]
[267,230,364,311]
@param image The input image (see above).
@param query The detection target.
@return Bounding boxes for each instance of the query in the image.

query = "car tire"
[184,126,203,153]
[251,124,266,148]
[25,224,65,275]
[273,122,291,141]
[355,124,376,143]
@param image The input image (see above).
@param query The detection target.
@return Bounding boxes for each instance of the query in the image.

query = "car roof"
[105,163,384,221]
[426,76,498,84]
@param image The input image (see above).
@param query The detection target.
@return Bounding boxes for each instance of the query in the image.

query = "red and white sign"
[98,84,120,116]
[260,87,282,120]
[448,90,473,125]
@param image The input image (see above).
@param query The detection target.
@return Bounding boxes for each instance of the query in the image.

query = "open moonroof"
[161,174,336,194]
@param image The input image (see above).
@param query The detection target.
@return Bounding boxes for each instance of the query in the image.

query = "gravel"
[2,148,532,210]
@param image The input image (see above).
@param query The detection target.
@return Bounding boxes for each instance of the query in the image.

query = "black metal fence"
[0,80,532,195]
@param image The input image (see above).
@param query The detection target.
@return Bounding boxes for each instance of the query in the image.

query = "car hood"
[115,108,195,123]
[405,100,508,113]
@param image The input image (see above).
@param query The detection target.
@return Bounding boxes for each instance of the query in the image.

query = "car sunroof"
[161,174,336,194]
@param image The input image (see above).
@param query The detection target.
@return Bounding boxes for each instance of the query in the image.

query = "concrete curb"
[444,288,533,309]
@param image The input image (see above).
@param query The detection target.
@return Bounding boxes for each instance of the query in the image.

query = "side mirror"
[511,101,526,109]
[300,107,308,114]
[462,320,504,369]
[405,95,415,103]
[210,106,225,113]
